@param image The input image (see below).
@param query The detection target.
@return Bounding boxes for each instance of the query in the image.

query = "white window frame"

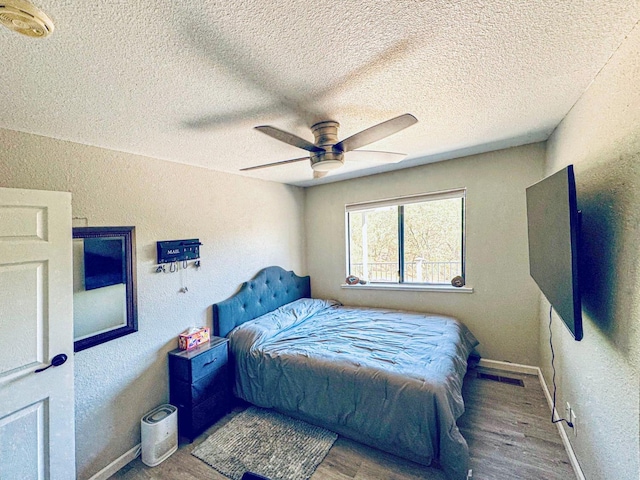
[344,188,471,292]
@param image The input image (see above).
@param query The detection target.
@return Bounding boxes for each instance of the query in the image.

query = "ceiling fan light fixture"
[0,0,54,38]
[310,149,344,172]
[311,159,343,172]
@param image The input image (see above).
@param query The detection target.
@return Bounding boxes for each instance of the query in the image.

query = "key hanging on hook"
[155,265,165,273]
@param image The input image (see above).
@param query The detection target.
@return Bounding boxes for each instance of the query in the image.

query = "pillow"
[228,298,340,351]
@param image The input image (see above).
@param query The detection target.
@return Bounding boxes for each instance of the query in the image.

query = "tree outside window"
[347,190,465,284]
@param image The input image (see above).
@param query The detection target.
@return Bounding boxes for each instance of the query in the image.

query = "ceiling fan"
[241,114,417,178]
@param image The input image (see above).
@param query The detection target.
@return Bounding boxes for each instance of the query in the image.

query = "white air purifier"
[141,404,178,467]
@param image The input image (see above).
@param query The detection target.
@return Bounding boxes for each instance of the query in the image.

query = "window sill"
[340,283,473,293]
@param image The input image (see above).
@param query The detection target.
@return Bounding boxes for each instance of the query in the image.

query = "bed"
[213,266,478,480]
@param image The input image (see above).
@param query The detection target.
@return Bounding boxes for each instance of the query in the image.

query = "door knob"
[34,353,68,373]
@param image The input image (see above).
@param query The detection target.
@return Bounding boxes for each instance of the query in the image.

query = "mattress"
[228,298,478,480]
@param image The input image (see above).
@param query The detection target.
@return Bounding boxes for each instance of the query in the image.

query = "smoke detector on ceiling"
[0,0,54,38]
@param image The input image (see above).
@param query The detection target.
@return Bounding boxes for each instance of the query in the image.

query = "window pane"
[348,207,399,282]
[403,198,463,284]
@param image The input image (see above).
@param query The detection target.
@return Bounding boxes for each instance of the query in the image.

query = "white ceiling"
[1,1,638,187]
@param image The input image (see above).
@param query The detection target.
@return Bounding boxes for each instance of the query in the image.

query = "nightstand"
[168,337,232,441]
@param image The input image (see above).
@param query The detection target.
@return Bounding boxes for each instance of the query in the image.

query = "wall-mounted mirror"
[72,226,137,352]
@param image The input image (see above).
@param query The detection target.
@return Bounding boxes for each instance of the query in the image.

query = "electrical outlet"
[571,409,577,436]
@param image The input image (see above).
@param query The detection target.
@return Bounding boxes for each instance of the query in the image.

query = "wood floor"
[111,368,575,480]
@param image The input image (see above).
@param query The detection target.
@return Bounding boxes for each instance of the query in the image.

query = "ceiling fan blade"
[334,114,417,153]
[255,126,325,153]
[240,156,309,171]
[345,150,407,165]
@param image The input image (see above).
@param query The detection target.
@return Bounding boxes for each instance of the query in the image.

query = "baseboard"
[476,358,585,480]
[536,369,586,480]
[87,443,141,480]
[477,358,539,376]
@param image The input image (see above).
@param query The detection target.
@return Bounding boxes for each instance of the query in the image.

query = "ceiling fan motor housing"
[310,121,345,171]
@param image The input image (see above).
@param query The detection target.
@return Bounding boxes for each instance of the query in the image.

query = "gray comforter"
[228,298,478,480]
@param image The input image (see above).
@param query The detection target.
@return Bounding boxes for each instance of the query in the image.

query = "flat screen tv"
[526,165,583,340]
[84,237,125,291]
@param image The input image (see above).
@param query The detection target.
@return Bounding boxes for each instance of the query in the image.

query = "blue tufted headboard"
[212,266,311,337]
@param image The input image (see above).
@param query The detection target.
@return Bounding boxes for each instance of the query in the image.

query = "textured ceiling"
[1,1,638,186]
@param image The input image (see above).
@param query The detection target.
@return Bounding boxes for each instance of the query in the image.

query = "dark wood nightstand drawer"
[190,345,227,381]
[175,385,232,440]
[190,390,232,434]
[169,338,228,383]
[170,366,230,407]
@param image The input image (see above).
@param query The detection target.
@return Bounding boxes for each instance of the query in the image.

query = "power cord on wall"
[549,305,574,429]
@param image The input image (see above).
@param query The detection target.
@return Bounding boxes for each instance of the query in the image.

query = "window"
[346,189,465,285]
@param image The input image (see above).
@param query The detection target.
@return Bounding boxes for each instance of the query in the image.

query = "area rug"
[192,406,338,480]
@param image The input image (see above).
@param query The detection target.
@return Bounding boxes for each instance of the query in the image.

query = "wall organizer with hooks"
[156,239,202,273]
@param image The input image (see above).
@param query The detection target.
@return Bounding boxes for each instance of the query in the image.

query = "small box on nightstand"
[178,326,210,350]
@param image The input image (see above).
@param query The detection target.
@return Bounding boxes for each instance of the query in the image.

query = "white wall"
[541,24,640,479]
[305,144,545,365]
[0,129,306,479]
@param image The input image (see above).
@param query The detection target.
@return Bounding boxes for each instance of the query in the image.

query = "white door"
[0,187,75,479]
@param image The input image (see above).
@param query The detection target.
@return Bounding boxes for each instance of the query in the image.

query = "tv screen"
[526,165,583,340]
[84,237,125,291]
